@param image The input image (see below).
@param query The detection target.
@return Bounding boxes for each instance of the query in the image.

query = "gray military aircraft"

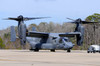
[5,15,98,52]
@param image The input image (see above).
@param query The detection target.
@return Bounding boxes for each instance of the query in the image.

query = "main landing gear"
[50,49,55,52]
[67,49,71,52]
[30,48,39,52]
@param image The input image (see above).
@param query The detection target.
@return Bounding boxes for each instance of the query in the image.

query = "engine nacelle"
[20,23,26,45]
[76,26,84,46]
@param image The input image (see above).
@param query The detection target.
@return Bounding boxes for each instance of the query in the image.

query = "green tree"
[0,36,5,49]
[38,22,48,32]
[47,22,55,32]
[28,24,37,31]
[85,13,100,22]
[85,13,100,47]
[4,33,10,38]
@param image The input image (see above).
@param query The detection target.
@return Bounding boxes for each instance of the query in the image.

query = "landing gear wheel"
[30,49,34,51]
[34,49,39,52]
[87,51,90,53]
[50,49,55,52]
[67,49,71,52]
[93,51,96,53]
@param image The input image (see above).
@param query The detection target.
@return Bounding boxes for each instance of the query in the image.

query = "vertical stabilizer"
[11,26,16,42]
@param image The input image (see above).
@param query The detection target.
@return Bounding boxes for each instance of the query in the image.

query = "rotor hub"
[18,15,24,21]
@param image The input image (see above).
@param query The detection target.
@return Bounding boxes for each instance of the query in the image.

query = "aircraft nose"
[64,42,74,49]
[69,44,74,48]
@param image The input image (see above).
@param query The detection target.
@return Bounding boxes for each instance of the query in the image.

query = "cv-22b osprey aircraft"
[5,15,98,52]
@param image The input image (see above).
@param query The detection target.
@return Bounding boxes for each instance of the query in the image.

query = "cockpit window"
[59,39,63,43]
[64,38,70,42]
[52,37,57,40]
[64,39,68,42]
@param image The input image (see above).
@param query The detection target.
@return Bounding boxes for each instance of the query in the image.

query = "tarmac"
[0,50,100,66]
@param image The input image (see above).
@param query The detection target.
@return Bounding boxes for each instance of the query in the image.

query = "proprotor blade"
[81,21,99,24]
[23,17,51,21]
[4,15,50,21]
[67,18,99,24]
[4,18,19,21]
[4,15,24,21]
[66,18,75,21]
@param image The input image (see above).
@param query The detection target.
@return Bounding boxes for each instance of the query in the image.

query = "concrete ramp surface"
[0,50,100,66]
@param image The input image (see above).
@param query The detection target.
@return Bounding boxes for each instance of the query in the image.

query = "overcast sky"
[0,0,100,30]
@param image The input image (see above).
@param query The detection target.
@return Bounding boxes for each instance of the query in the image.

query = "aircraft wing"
[27,31,49,38]
[59,32,81,37]
[27,31,81,38]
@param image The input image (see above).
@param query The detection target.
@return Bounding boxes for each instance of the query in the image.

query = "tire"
[93,51,96,53]
[29,49,34,51]
[87,51,90,53]
[34,49,39,52]
[67,49,71,52]
[99,51,100,53]
[50,49,55,52]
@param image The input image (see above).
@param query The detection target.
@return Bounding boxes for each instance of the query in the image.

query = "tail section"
[10,26,16,42]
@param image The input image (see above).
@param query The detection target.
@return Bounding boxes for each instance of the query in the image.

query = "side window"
[59,39,62,43]
[52,37,57,43]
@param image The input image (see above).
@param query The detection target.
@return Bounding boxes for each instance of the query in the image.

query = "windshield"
[59,38,70,43]
[64,38,70,42]
[59,38,63,43]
